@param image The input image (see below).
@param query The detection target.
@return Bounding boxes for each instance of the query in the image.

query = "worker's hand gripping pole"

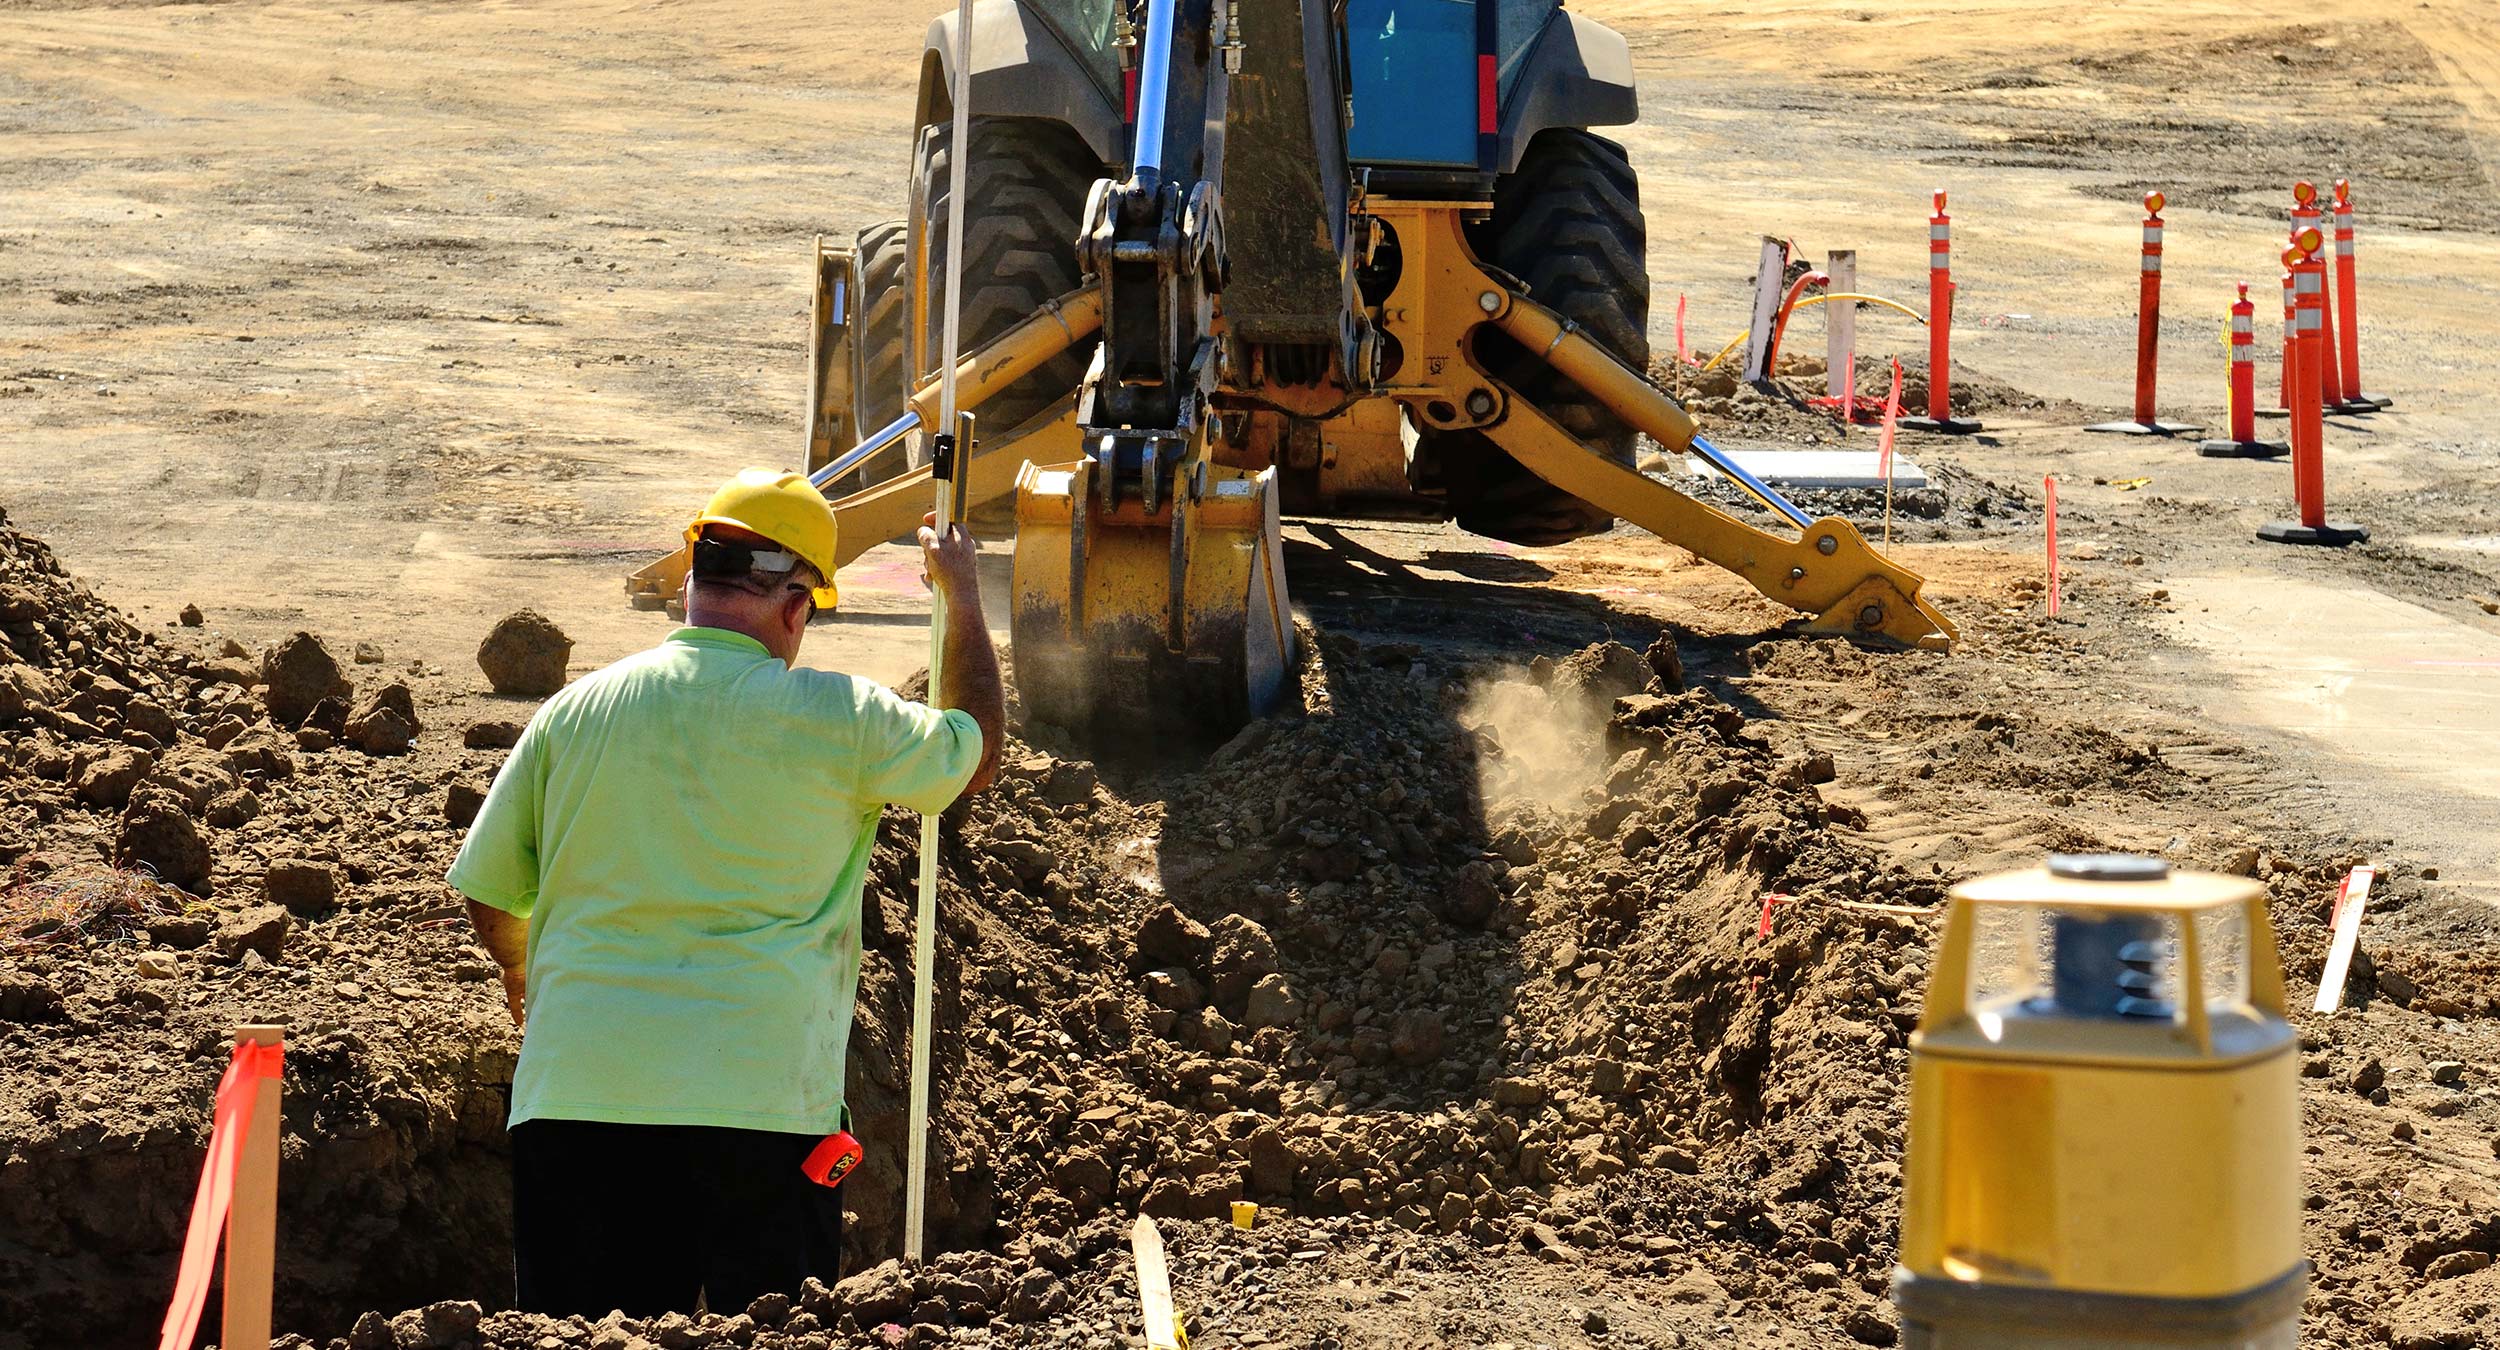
[903,0,980,1267]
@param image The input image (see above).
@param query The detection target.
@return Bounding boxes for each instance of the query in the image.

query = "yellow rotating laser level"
[1894,853,2305,1349]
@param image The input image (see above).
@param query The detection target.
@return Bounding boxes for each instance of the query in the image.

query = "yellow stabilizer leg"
[803,235,857,475]
[1474,393,1957,649]
[1010,457,1293,735]
[626,289,1101,610]
[1481,292,1957,650]
[625,399,1080,611]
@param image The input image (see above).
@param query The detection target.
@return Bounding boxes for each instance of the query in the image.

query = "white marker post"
[2312,865,2376,1015]
[1130,1216,1185,1350]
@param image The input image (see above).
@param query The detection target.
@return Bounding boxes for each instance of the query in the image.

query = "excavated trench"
[22,493,2488,1349]
[0,1036,515,1350]
[1,588,1935,1347]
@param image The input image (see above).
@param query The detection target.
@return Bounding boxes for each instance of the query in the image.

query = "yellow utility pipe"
[1692,293,1928,374]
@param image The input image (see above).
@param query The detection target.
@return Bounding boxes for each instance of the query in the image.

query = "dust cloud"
[1459,673,1614,817]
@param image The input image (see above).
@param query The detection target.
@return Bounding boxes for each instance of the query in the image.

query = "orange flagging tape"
[1878,359,1903,480]
[1756,892,1794,939]
[159,1038,284,1350]
[2044,475,2062,618]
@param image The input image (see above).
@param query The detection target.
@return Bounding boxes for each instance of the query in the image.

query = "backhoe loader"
[630,0,1956,734]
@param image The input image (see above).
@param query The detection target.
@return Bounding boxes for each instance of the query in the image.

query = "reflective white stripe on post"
[2232,316,2254,334]
[2142,256,2162,272]
[2144,227,2164,244]
[1930,225,1951,240]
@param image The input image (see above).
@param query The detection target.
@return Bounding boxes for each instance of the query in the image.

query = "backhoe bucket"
[1010,457,1295,737]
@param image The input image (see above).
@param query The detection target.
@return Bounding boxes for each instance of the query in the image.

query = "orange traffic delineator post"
[2291,183,2349,412]
[2088,191,2203,436]
[2259,230,2368,548]
[1900,189,1982,435]
[2199,283,2288,458]
[2288,180,2372,416]
[2331,180,2392,410]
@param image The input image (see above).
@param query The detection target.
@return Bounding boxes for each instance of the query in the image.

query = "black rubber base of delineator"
[2352,392,2393,410]
[1898,416,1984,435]
[2330,398,2382,416]
[2258,519,2370,547]
[2084,419,2206,436]
[2197,438,2289,458]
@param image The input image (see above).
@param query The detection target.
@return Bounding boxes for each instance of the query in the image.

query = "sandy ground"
[5,0,2500,1344]
[6,0,2498,898]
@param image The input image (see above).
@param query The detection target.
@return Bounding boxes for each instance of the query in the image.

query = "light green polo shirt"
[446,626,981,1134]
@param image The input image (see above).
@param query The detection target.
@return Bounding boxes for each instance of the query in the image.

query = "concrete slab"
[2152,572,2500,895]
[1684,448,1929,490]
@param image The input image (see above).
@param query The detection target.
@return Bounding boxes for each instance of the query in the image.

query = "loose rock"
[116,785,213,893]
[264,861,341,917]
[477,610,573,696]
[260,631,351,728]
[214,904,291,961]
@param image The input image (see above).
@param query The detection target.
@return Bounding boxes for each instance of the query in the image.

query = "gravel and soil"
[4,500,2496,1349]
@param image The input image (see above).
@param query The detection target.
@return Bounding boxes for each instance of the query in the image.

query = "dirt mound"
[756,626,1933,1344]
[0,508,513,1347]
[1656,351,2062,433]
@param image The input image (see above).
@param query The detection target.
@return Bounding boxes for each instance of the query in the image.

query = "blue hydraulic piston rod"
[1130,0,1178,191]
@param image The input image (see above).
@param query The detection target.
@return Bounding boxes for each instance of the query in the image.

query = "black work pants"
[510,1118,843,1317]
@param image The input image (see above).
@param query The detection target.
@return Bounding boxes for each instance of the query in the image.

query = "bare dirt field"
[4,1,2499,1347]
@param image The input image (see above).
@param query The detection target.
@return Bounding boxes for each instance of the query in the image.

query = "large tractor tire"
[910,115,1099,445]
[821,218,915,494]
[1447,129,1651,546]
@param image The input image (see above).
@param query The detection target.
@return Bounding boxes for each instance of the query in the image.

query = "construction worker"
[446,468,1003,1317]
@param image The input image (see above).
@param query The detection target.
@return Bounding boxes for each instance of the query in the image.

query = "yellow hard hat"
[684,469,841,608]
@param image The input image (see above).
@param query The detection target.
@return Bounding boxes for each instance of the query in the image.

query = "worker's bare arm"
[920,515,1005,795]
[464,900,530,1028]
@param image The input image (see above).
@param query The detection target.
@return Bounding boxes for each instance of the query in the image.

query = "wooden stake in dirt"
[1741,237,1787,383]
[1129,1216,1185,1350]
[222,1024,284,1350]
[903,0,980,1266]
[2313,865,2377,1015]
[1826,249,1857,407]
